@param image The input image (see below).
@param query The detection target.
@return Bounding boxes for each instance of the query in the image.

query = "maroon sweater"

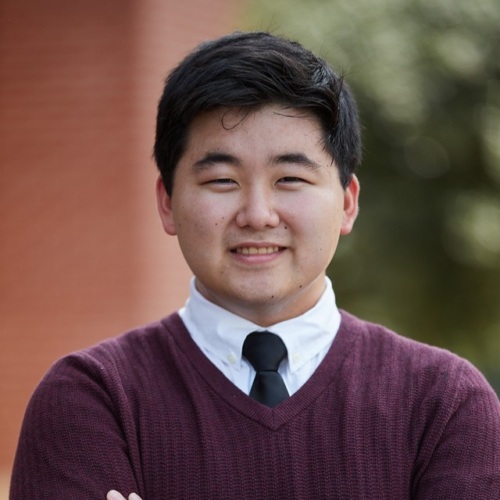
[10,311,500,499]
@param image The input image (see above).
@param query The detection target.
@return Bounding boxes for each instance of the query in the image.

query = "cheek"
[175,203,225,243]
[304,204,342,255]
[294,197,341,233]
[310,231,339,262]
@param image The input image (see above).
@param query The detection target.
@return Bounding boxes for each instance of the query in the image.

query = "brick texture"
[0,0,239,486]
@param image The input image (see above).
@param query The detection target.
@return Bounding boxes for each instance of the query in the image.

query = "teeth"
[236,246,280,255]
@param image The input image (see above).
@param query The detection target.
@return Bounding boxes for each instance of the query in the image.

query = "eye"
[277,176,308,184]
[209,178,237,185]
[202,178,239,190]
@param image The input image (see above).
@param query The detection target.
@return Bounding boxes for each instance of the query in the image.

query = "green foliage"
[246,0,500,386]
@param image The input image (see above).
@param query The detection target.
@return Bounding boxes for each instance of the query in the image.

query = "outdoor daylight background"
[1,0,499,496]
[245,0,500,387]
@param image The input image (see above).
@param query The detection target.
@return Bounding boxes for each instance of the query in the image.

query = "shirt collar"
[179,276,341,373]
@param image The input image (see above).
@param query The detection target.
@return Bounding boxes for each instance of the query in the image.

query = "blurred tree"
[246,0,500,389]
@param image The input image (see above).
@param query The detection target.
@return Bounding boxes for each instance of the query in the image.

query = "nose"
[235,186,280,229]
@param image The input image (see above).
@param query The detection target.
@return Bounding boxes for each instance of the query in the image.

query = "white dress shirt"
[178,276,341,396]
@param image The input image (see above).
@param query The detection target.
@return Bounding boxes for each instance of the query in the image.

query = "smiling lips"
[233,246,281,255]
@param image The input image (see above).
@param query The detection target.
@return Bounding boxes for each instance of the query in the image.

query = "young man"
[11,32,500,499]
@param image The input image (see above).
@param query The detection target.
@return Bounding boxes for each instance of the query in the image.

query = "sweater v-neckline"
[162,312,359,430]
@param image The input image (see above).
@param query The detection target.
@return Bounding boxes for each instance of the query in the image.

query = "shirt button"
[292,352,301,363]
[227,353,236,364]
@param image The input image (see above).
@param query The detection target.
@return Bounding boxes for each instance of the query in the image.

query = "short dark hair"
[154,31,361,194]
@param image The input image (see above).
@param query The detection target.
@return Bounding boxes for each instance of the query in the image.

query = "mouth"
[232,246,282,255]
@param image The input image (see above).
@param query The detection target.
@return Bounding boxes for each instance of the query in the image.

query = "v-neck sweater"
[10,311,500,499]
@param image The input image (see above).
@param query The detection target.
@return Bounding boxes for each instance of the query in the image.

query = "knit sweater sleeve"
[412,355,500,498]
[10,343,142,499]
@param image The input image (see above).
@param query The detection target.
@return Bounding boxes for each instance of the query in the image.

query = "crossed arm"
[10,335,500,498]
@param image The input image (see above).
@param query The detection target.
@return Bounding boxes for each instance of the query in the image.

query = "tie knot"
[242,331,287,372]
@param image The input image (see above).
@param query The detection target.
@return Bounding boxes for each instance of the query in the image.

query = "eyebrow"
[272,153,322,170]
[191,151,322,170]
[192,152,241,170]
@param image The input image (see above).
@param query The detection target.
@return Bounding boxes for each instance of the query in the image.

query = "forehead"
[184,104,326,150]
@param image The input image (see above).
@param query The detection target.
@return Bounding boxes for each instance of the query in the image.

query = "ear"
[156,176,177,236]
[340,174,360,235]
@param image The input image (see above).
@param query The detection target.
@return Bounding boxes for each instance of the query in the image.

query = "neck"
[194,277,327,326]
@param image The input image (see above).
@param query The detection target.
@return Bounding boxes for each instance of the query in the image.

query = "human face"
[157,105,359,326]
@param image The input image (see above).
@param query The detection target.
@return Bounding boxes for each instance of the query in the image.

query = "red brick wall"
[0,0,239,481]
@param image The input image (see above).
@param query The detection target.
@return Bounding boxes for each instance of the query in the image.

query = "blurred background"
[1,0,499,496]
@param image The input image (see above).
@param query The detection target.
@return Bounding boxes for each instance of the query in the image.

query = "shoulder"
[338,310,500,488]
[35,312,187,400]
[338,309,499,410]
[11,317,188,496]
[340,309,477,372]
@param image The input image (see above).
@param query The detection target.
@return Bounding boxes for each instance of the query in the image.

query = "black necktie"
[242,331,289,408]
